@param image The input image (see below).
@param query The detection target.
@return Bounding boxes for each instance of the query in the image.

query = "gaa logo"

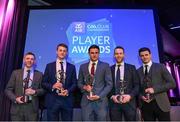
[73,22,85,33]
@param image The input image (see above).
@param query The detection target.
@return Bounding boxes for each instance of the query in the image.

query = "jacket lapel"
[19,69,24,94]
[53,62,57,83]
[94,61,101,78]
[111,65,116,94]
[139,66,144,82]
[112,65,115,83]
[124,63,128,81]
[65,62,70,85]
[32,70,38,87]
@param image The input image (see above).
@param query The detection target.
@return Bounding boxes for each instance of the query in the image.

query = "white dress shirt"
[115,61,125,81]
[88,60,98,75]
[143,60,152,74]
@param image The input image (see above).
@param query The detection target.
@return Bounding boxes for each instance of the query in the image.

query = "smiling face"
[139,50,152,64]
[114,48,124,63]
[23,54,35,69]
[89,48,99,62]
[56,46,68,60]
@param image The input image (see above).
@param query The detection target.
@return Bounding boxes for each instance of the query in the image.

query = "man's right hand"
[111,95,120,103]
[83,85,92,92]
[52,82,62,90]
[141,96,151,103]
[15,96,24,104]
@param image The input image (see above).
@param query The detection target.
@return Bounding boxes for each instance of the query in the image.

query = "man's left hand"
[121,94,131,103]
[87,95,100,101]
[145,88,154,94]
[58,89,69,96]
[25,88,36,95]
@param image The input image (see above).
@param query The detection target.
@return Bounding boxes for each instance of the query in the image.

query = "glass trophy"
[55,70,66,94]
[143,76,153,102]
[21,77,32,103]
[85,74,95,97]
[117,79,127,103]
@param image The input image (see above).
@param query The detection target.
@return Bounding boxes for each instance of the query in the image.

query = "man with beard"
[108,46,139,121]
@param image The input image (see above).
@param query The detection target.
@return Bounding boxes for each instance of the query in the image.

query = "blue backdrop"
[24,9,159,73]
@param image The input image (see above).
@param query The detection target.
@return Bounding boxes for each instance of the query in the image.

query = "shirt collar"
[56,58,66,63]
[90,60,98,66]
[116,61,124,67]
[24,66,34,73]
[143,60,152,68]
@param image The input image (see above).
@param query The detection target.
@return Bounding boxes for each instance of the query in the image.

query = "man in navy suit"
[42,43,77,121]
[108,46,139,121]
[78,45,113,121]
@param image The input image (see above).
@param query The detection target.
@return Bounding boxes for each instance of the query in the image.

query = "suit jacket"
[78,60,113,107]
[108,63,139,109]
[42,61,77,109]
[5,69,44,114]
[137,62,176,112]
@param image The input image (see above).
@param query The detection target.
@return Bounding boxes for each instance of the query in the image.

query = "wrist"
[83,85,87,90]
[111,95,114,99]
[34,90,37,95]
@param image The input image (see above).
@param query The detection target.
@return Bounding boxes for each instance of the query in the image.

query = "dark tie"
[91,63,96,76]
[60,62,64,82]
[115,65,121,94]
[144,65,148,76]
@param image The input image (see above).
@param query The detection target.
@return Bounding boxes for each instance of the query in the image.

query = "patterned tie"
[60,62,64,72]
[91,63,96,76]
[60,62,64,83]
[25,70,31,88]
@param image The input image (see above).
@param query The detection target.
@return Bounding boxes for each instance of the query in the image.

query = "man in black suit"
[42,43,77,121]
[109,46,139,121]
[5,52,44,121]
[137,47,176,121]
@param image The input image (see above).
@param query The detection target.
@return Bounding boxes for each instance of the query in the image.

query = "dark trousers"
[47,99,73,121]
[11,103,38,121]
[81,101,108,121]
[109,102,136,121]
[141,100,170,121]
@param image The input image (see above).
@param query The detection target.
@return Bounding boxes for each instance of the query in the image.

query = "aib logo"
[73,22,85,33]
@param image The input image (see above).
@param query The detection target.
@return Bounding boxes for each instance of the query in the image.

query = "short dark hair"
[88,45,100,53]
[114,46,125,54]
[138,47,151,55]
[24,52,36,59]
[56,43,68,51]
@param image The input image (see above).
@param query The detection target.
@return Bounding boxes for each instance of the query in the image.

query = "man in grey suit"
[5,52,44,121]
[109,46,139,121]
[78,45,113,121]
[137,47,176,121]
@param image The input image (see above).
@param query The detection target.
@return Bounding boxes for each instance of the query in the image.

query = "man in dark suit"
[108,46,139,121]
[5,52,44,121]
[42,43,77,121]
[137,47,176,121]
[78,45,113,121]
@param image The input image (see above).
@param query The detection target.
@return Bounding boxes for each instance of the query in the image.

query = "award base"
[20,95,29,103]
[117,95,124,103]
[89,91,93,97]
[145,93,153,103]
